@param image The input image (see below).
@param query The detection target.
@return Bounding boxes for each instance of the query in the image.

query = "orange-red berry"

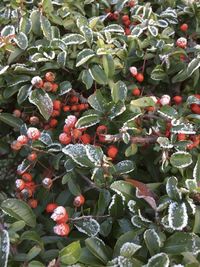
[180,23,188,32]
[59,133,72,145]
[81,134,92,144]
[177,133,186,141]
[46,203,58,213]
[22,173,33,182]
[135,73,144,83]
[132,88,141,96]
[13,109,21,118]
[43,81,53,92]
[28,199,38,209]
[17,135,28,145]
[45,72,55,82]
[53,100,62,111]
[107,145,118,159]
[49,118,58,128]
[27,152,37,162]
[173,96,183,105]
[73,195,85,207]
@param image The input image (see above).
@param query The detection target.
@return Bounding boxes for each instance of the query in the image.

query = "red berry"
[173,96,183,105]
[107,145,118,159]
[49,118,58,128]
[113,11,119,20]
[73,195,85,207]
[27,152,37,162]
[22,173,33,182]
[56,213,69,224]
[180,23,188,32]
[146,106,155,112]
[28,199,38,209]
[191,104,200,114]
[53,100,62,111]
[70,96,79,104]
[51,110,60,118]
[132,88,140,96]
[17,135,28,145]
[45,72,55,82]
[13,109,21,118]
[123,19,131,27]
[59,133,71,145]
[81,134,92,144]
[51,83,58,92]
[122,15,129,22]
[177,133,186,141]
[63,105,71,112]
[53,223,70,236]
[125,27,131,35]
[135,73,144,83]
[96,125,108,135]
[72,129,82,140]
[71,105,78,111]
[128,0,135,7]
[51,206,68,223]
[27,127,41,140]
[46,203,58,213]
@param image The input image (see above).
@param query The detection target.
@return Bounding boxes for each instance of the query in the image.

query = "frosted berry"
[65,115,77,128]
[15,179,25,191]
[53,223,70,236]
[51,206,68,223]
[160,95,171,106]
[29,116,40,125]
[59,133,71,145]
[43,81,53,92]
[31,76,43,88]
[27,127,41,140]
[45,72,55,82]
[176,37,187,49]
[129,66,138,77]
[73,195,85,207]
[17,135,28,145]
[42,177,53,189]
[22,173,33,182]
[27,152,37,161]
[11,141,22,151]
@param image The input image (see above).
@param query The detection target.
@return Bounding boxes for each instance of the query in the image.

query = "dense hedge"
[1,0,200,266]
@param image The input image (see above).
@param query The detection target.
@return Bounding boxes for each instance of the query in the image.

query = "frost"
[0,230,10,267]
[127,200,137,213]
[186,197,196,215]
[31,76,42,86]
[120,242,141,257]
[62,34,86,45]
[51,206,66,221]
[74,218,100,237]
[144,229,162,247]
[138,209,152,223]
[85,145,103,165]
[168,202,188,230]
[102,24,124,33]
[193,156,200,182]
[62,144,89,167]
[0,66,9,75]
[1,25,15,36]
[145,253,170,267]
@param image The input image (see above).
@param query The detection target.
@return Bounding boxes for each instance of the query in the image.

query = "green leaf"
[108,194,124,218]
[76,49,95,67]
[172,68,188,83]
[62,34,86,45]
[19,17,32,35]
[144,253,169,267]
[0,113,23,129]
[27,246,42,261]
[57,51,67,67]
[111,81,127,103]
[1,25,15,36]
[79,247,103,266]
[21,231,43,248]
[125,144,138,157]
[74,219,100,237]
[80,26,93,46]
[28,261,45,267]
[144,229,161,256]
[163,232,200,255]
[0,230,9,267]
[88,90,107,113]
[29,90,53,120]
[168,202,188,230]
[193,206,200,234]
[58,81,72,95]
[42,0,54,13]
[170,151,192,168]
[158,105,178,119]
[102,55,115,78]
[68,178,81,196]
[103,24,124,33]
[17,84,32,104]
[114,160,135,174]
[59,241,81,265]
[131,97,155,107]
[193,154,200,182]
[85,237,111,264]
[1,199,36,228]
[89,65,108,85]
[76,114,100,129]
[40,15,52,40]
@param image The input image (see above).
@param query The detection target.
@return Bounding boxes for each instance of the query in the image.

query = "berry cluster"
[31,72,58,93]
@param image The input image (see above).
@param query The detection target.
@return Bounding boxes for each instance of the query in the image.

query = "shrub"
[0,0,200,266]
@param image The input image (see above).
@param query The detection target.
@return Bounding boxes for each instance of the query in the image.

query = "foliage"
[0,0,200,266]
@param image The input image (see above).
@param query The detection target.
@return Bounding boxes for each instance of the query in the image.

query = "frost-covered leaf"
[29,90,53,120]
[108,101,126,119]
[166,176,182,201]
[144,253,169,267]
[102,54,115,78]
[58,81,72,95]
[111,81,127,103]
[108,194,125,218]
[102,24,124,33]
[57,51,67,67]
[170,151,192,168]
[114,160,135,174]
[131,97,156,108]
[19,17,32,35]
[144,229,161,256]
[89,65,108,85]
[120,242,141,257]
[187,58,200,77]
[30,53,50,63]
[110,181,135,202]
[80,69,93,90]
[157,105,178,119]
[14,32,28,50]
[193,154,200,183]
[76,49,95,67]
[151,65,166,81]
[80,25,93,46]
[85,145,103,165]
[1,25,15,36]
[75,219,100,237]
[40,15,52,40]
[76,114,100,129]
[0,230,10,267]
[88,90,107,113]
[148,26,158,37]
[30,10,42,36]
[0,66,9,75]
[62,34,86,45]
[39,131,52,145]
[1,199,36,227]
[17,84,32,104]
[131,26,144,37]
[62,144,94,167]
[168,202,188,230]
[131,215,150,228]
